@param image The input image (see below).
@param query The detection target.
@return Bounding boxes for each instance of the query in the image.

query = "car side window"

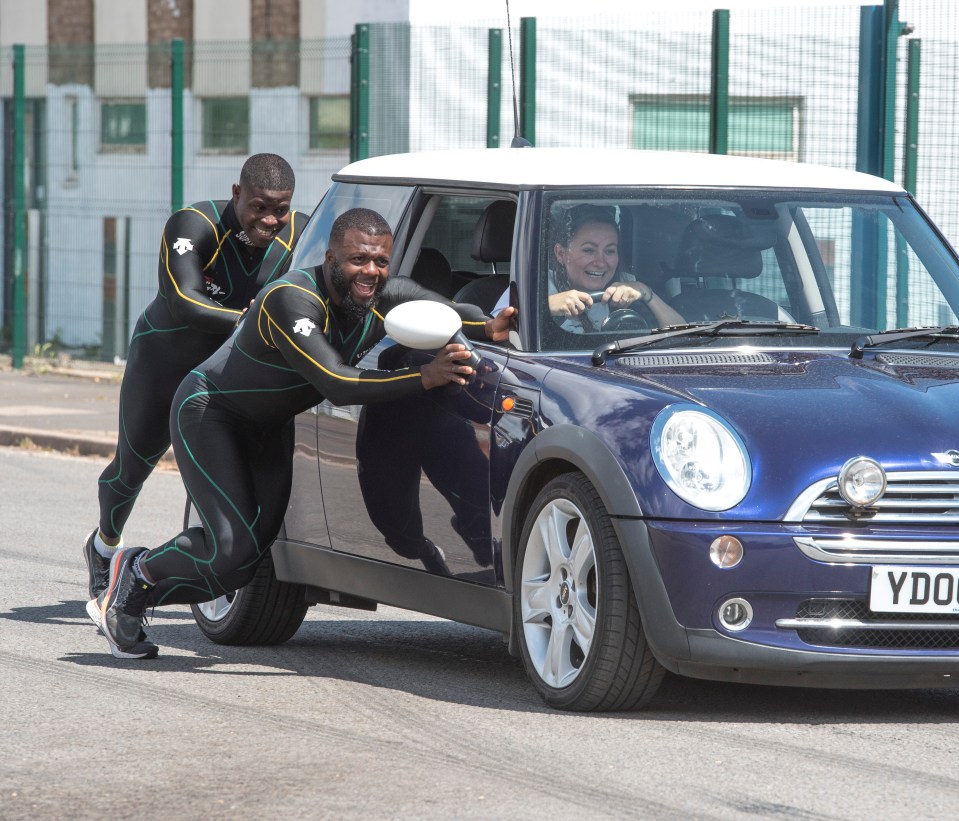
[409,194,515,316]
[291,181,414,270]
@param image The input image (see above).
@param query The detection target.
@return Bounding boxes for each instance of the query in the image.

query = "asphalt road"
[3,447,959,820]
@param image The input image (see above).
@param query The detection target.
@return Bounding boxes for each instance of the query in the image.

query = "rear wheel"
[184,500,309,645]
[513,472,664,711]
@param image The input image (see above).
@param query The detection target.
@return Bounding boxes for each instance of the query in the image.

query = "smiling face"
[554,220,620,291]
[231,183,293,248]
[324,227,393,319]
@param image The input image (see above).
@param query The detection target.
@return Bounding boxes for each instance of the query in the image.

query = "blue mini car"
[190,148,959,711]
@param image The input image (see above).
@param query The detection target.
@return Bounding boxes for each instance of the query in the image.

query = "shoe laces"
[116,563,154,618]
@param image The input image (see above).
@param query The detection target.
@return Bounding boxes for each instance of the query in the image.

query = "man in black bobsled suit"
[87,207,516,658]
[83,153,307,607]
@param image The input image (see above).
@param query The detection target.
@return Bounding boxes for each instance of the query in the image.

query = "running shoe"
[87,547,159,659]
[85,597,158,656]
[82,529,112,599]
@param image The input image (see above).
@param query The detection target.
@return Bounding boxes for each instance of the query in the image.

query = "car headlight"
[651,405,751,511]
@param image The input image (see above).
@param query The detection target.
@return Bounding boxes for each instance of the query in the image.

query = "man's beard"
[329,257,383,321]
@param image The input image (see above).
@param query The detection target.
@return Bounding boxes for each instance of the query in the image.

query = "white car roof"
[334,148,904,193]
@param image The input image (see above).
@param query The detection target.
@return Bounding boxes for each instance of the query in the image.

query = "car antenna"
[506,0,533,148]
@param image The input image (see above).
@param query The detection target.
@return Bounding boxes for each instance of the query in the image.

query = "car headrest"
[409,247,453,297]
[673,214,776,279]
[471,201,516,264]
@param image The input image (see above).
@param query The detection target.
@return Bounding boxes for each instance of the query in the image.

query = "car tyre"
[513,472,665,711]
[184,500,309,645]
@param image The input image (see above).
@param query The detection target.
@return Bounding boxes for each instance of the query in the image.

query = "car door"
[318,192,516,582]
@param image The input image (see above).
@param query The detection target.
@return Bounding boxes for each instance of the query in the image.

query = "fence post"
[881,0,901,182]
[896,37,920,328]
[852,6,885,329]
[709,9,729,155]
[171,38,184,213]
[350,24,370,162]
[487,29,502,148]
[11,45,27,369]
[902,38,920,196]
[856,6,884,177]
[519,18,536,146]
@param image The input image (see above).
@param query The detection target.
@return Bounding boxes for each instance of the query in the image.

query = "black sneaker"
[87,547,159,660]
[82,530,112,599]
[85,596,158,657]
[420,539,452,576]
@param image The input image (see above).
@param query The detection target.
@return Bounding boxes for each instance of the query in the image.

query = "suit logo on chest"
[293,318,316,337]
[173,237,194,255]
[203,276,225,298]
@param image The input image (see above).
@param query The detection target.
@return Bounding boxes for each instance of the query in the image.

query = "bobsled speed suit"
[140,267,490,606]
[96,200,306,541]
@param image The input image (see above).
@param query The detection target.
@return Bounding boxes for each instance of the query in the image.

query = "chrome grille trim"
[782,600,959,649]
[505,397,534,418]
[794,536,959,565]
[777,618,959,631]
[785,470,959,524]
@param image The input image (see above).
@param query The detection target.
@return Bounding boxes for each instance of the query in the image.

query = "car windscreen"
[535,189,959,352]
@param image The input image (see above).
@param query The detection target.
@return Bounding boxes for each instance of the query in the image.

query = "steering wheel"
[585,290,651,332]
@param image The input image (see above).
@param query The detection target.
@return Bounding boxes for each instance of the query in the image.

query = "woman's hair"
[550,203,619,291]
[551,203,619,248]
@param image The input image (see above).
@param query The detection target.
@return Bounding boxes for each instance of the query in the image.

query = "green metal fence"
[3,1,959,365]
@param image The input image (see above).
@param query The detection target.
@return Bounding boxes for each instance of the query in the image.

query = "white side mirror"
[384,300,480,368]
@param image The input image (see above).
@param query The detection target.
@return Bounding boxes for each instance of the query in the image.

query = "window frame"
[308,94,351,153]
[629,94,805,162]
[99,98,147,153]
[199,96,250,155]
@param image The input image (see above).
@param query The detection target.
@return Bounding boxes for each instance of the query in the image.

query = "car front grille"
[779,598,959,650]
[789,471,959,525]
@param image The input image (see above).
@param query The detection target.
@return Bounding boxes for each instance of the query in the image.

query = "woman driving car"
[547,204,683,332]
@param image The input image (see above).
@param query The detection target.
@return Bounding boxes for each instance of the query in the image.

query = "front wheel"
[184,500,309,645]
[513,472,664,711]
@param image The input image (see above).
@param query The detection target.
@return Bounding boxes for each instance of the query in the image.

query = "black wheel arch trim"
[500,424,694,665]
[501,423,644,593]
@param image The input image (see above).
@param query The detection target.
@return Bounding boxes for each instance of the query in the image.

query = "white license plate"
[870,565,959,614]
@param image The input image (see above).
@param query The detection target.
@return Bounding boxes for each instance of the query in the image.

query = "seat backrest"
[471,200,516,265]
[409,247,454,298]
[668,214,781,321]
[672,214,774,279]
[454,274,510,315]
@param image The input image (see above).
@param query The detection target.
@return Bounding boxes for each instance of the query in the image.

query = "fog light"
[709,535,744,568]
[718,598,753,631]
[838,456,886,508]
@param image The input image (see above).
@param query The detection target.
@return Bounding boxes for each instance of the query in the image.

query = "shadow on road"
[4,598,959,720]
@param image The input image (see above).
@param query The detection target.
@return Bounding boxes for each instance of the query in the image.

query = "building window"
[309,95,350,151]
[100,100,147,150]
[631,95,802,161]
[201,97,249,153]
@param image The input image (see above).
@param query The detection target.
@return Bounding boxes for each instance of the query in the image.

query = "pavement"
[0,353,175,465]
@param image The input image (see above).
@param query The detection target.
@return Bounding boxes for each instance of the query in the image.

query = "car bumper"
[612,518,959,689]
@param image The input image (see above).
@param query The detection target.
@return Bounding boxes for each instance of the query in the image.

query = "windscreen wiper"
[849,326,959,359]
[591,320,819,366]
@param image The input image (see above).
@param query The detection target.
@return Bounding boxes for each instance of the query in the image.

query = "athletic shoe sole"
[86,598,159,659]
[85,598,159,659]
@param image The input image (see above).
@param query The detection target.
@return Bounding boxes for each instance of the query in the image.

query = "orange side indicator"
[501,397,515,412]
